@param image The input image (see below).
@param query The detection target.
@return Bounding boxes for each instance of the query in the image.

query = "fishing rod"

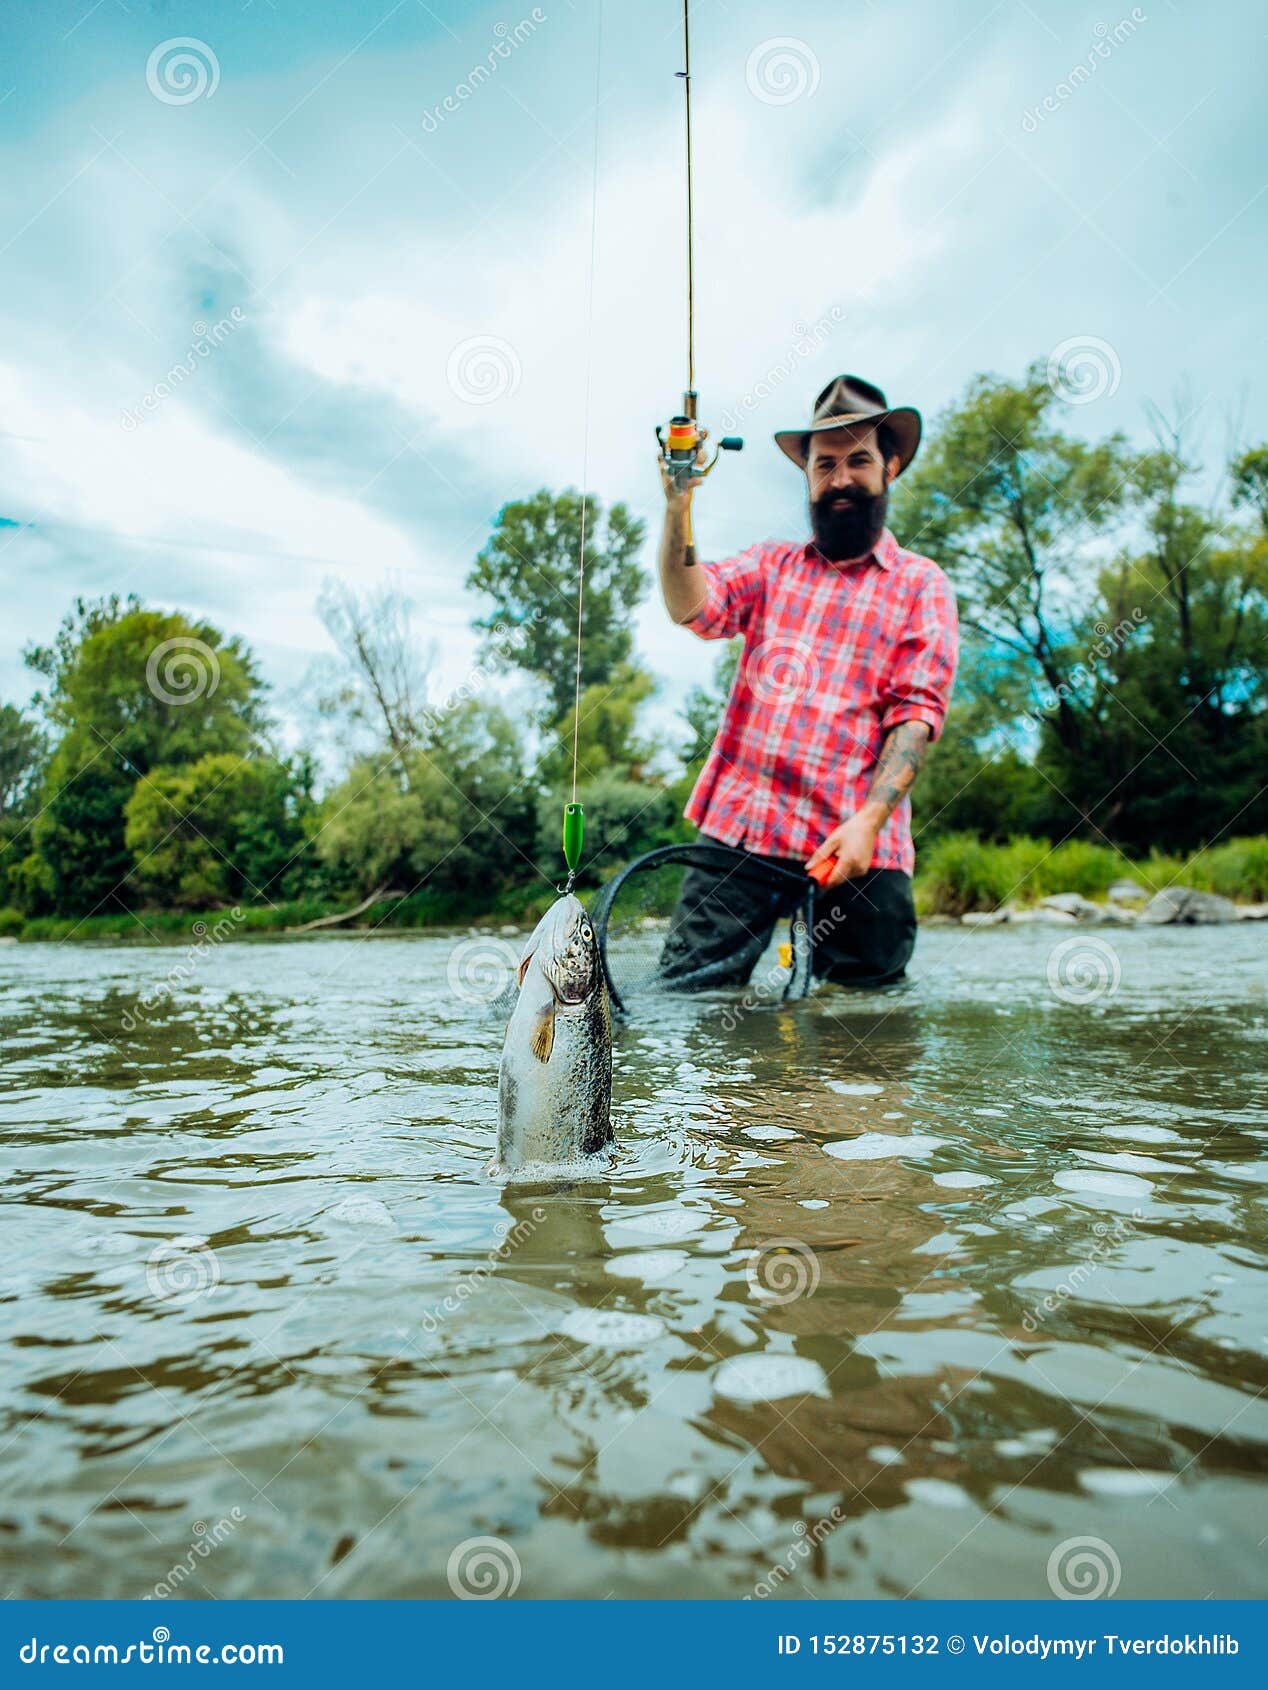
[655,0,743,564]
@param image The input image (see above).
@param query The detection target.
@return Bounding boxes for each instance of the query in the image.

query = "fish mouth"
[548,978,591,1009]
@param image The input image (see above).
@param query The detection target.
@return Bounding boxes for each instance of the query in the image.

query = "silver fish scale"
[494,894,613,1174]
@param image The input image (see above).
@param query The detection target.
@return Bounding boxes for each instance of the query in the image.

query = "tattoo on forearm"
[867,721,931,816]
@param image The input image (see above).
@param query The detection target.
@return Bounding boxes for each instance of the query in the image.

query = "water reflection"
[0,927,1265,1599]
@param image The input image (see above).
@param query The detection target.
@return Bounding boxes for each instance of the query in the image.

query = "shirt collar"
[805,527,899,570]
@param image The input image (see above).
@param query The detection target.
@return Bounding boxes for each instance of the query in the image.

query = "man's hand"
[658,427,709,509]
[805,722,933,890]
[806,809,882,888]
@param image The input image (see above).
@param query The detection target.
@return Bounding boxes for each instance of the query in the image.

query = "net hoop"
[591,842,815,1015]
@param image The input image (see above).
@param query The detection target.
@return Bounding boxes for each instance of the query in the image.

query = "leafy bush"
[0,907,23,938]
[1182,837,1268,903]
[1029,839,1129,900]
[916,833,1037,914]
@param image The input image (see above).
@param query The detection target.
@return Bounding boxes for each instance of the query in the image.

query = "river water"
[1,923,1265,1600]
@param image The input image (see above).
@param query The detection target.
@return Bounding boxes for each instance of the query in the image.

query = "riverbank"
[3,834,1266,945]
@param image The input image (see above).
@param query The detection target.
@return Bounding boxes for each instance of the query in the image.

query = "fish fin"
[529,1003,555,1063]
[517,950,535,988]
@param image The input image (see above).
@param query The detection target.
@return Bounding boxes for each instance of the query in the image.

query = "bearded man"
[657,374,958,990]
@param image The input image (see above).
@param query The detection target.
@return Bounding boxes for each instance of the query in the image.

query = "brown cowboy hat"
[774,373,922,475]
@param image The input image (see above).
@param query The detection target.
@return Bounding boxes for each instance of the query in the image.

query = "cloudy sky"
[1,0,1264,757]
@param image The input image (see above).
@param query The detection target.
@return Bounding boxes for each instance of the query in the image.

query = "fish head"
[518,893,601,1009]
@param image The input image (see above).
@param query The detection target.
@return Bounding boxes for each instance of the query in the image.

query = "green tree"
[123,753,310,908]
[893,364,1136,763]
[25,598,268,915]
[316,699,532,899]
[539,661,657,786]
[466,489,647,728]
[1039,425,1268,849]
[0,703,44,820]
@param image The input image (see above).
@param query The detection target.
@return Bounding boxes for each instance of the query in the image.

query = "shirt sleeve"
[881,570,959,740]
[683,543,766,640]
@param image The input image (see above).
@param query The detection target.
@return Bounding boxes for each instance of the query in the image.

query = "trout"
[493,893,614,1175]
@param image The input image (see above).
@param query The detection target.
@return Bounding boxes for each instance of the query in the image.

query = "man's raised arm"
[657,444,707,626]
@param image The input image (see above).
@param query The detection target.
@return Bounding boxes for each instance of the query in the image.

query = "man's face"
[806,425,900,562]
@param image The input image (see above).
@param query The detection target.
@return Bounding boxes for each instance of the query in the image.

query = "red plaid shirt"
[684,528,958,874]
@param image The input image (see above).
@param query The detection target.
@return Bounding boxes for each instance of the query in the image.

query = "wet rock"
[960,909,1009,926]
[1237,903,1268,921]
[1008,906,1076,926]
[1039,893,1107,922]
[921,913,959,927]
[1039,893,1134,924]
[1138,886,1239,925]
[1107,877,1149,903]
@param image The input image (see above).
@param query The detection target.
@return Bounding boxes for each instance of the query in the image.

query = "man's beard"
[809,485,889,562]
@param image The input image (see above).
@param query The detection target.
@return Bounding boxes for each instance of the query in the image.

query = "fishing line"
[681,0,694,394]
[560,0,605,893]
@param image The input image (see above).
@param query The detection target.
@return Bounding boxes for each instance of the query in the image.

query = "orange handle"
[807,856,838,887]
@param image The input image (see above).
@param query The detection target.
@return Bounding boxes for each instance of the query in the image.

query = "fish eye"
[580,922,593,942]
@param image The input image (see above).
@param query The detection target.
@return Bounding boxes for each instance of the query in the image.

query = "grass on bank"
[913,833,1268,916]
[3,836,1266,941]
